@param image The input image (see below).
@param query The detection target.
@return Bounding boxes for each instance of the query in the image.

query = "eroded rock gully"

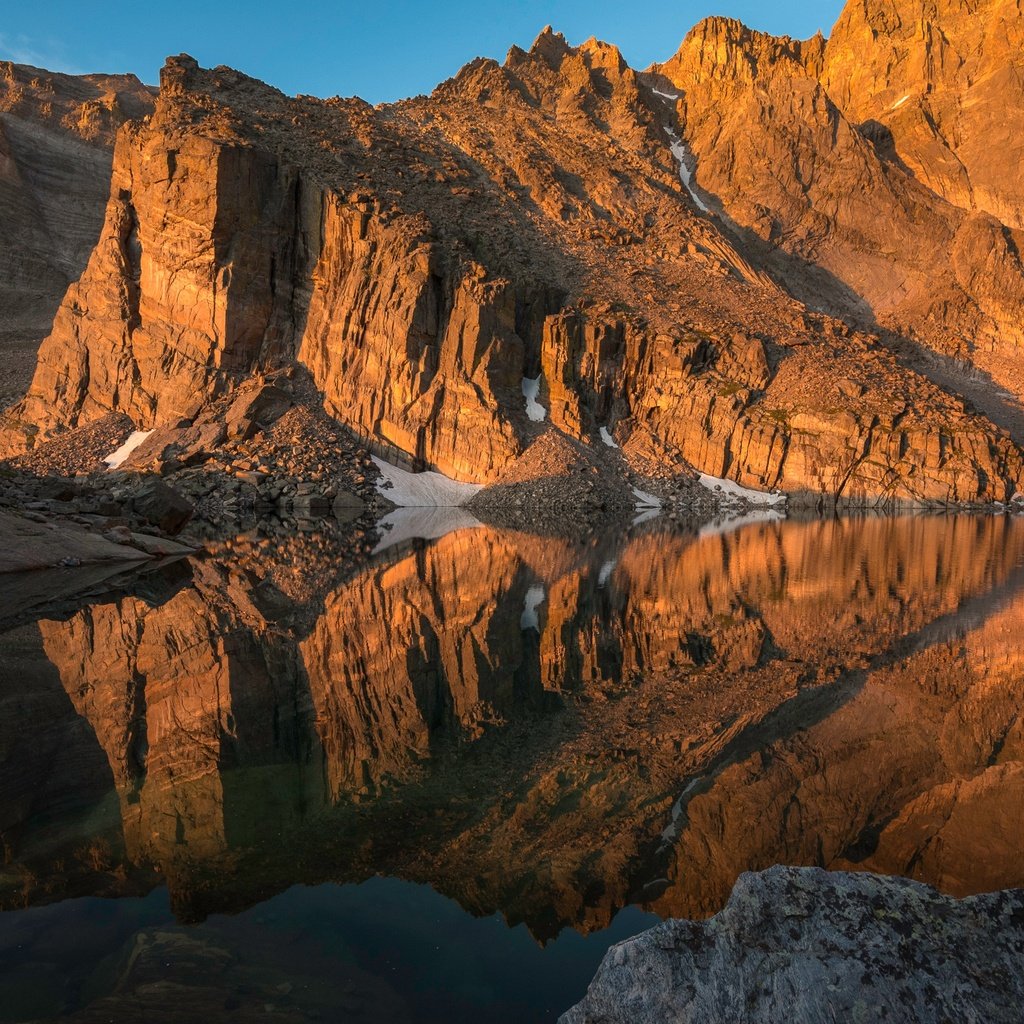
[2,1,1023,506]
[2,515,1023,936]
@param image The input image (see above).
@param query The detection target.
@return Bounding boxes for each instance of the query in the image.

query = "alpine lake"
[0,511,1022,1022]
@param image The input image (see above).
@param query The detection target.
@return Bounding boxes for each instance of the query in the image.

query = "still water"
[1,514,1023,1021]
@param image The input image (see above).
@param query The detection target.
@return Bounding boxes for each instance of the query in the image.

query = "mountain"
[0,0,1022,508]
[654,0,1024,404]
[0,61,155,405]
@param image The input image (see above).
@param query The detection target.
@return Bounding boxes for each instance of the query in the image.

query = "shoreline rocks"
[0,510,194,574]
[560,866,1024,1024]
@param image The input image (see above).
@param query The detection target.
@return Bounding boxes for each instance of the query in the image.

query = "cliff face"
[2,18,1022,502]
[823,0,1024,229]
[0,62,154,405]
[653,1,1024,403]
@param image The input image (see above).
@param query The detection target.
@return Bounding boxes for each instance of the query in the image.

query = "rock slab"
[0,511,151,573]
[560,866,1024,1024]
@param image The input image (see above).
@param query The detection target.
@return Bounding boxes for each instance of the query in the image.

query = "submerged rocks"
[561,866,1024,1024]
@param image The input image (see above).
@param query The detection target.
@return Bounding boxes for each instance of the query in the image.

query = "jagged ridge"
[1,1,1023,506]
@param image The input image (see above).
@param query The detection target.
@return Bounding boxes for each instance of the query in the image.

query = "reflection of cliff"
[5,516,1024,935]
[413,517,1024,936]
[33,553,340,903]
[0,623,126,903]
[652,563,1024,920]
[302,530,566,799]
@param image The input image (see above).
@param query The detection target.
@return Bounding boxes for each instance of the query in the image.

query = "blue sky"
[0,1,845,103]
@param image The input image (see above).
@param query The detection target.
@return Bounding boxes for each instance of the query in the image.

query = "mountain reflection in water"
[1,514,1023,1022]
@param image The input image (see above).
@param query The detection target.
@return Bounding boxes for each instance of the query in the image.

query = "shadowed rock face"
[0,62,154,405]
[2,10,1023,504]
[560,866,1024,1024]
[1,515,1023,938]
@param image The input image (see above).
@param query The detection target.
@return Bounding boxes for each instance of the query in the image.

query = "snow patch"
[632,488,663,525]
[698,473,786,508]
[103,430,154,470]
[372,507,483,555]
[599,426,619,449]
[632,486,662,508]
[598,559,617,587]
[521,584,546,631]
[372,456,483,507]
[652,88,680,100]
[664,126,710,213]
[522,376,547,423]
[890,93,911,110]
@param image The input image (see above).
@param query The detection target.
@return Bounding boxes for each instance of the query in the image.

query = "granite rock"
[561,866,1024,1024]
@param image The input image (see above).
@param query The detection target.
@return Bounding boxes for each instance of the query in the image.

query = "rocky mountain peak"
[158,53,201,97]
[527,25,573,68]
[822,0,1024,228]
[648,0,1024,411]
[507,28,634,93]
[2,1,1024,509]
[654,16,824,89]
[0,59,154,145]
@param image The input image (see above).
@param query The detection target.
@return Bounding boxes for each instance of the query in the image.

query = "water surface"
[1,514,1022,1021]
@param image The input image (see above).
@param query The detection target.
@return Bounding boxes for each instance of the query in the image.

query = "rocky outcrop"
[0,510,190,573]
[2,30,1020,505]
[822,0,1024,230]
[540,307,1023,504]
[0,62,154,406]
[652,2,1024,405]
[560,867,1024,1024]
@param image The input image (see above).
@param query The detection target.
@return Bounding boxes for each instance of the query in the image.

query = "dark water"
[1,513,1023,1022]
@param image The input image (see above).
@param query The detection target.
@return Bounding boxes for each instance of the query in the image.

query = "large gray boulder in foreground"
[560,866,1024,1024]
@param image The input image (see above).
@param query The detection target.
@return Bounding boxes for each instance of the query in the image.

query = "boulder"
[123,421,228,471]
[560,866,1024,1024]
[224,385,293,440]
[123,477,194,534]
[127,532,196,558]
[0,511,151,573]
[332,490,366,513]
